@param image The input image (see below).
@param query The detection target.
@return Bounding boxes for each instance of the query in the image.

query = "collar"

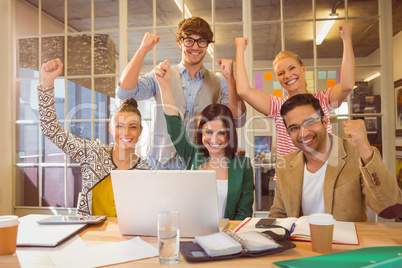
[178,62,206,79]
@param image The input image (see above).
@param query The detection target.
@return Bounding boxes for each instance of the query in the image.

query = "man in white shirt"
[269,93,402,221]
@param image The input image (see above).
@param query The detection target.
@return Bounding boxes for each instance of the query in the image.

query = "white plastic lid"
[308,213,335,225]
[0,215,19,228]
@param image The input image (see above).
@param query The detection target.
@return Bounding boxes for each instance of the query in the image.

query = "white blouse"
[197,165,228,218]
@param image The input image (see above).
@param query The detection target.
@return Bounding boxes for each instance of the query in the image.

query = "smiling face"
[109,112,142,151]
[274,57,307,95]
[284,105,328,157]
[201,119,228,158]
[178,34,208,67]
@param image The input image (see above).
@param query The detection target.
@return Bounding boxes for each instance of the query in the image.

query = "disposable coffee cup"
[308,213,335,253]
[0,215,19,255]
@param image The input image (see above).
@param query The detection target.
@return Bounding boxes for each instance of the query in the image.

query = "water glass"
[158,211,180,264]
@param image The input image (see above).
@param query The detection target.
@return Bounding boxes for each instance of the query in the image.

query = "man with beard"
[117,17,245,170]
[269,93,402,222]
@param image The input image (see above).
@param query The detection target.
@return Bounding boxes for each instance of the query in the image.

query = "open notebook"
[195,231,279,257]
[234,216,359,246]
[17,214,87,247]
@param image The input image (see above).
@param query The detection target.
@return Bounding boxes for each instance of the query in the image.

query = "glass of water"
[157,211,180,264]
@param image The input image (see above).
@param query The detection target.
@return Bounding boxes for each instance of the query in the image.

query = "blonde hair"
[273,51,305,69]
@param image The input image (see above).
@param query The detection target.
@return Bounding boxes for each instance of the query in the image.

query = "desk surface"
[2,218,402,267]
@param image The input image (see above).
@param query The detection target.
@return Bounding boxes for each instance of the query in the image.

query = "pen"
[289,223,296,234]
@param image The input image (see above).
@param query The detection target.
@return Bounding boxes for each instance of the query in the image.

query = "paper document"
[49,237,158,268]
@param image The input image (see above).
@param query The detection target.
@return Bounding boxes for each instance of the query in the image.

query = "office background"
[0,0,401,218]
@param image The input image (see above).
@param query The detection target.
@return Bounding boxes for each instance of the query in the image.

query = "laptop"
[111,170,220,237]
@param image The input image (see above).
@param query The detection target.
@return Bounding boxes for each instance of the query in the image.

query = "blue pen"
[289,223,296,234]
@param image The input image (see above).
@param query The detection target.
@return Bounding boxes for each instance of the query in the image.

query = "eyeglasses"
[182,37,209,48]
[287,116,322,134]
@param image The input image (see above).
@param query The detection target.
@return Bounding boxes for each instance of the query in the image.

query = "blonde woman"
[235,22,355,158]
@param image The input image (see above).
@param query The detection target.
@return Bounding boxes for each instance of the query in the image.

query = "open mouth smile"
[189,51,201,56]
[208,142,224,149]
[285,78,297,85]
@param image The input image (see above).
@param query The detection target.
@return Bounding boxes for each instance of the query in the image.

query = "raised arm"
[344,120,402,219]
[343,119,373,165]
[40,58,63,88]
[155,60,197,168]
[38,59,94,163]
[154,60,178,116]
[235,37,271,115]
[119,32,160,90]
[219,59,245,118]
[329,22,355,108]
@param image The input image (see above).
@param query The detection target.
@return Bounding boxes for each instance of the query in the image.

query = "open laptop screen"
[111,170,219,237]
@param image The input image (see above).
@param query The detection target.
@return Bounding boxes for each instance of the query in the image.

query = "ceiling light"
[316,15,337,45]
[316,0,343,46]
[364,72,381,82]
[173,0,192,18]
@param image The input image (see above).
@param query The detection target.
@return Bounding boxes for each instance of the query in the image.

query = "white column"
[242,0,253,158]
[379,0,395,176]
[0,0,14,215]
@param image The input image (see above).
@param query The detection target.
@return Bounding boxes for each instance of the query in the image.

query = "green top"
[164,113,254,220]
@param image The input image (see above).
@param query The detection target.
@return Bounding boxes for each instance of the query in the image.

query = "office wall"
[16,1,64,37]
[0,0,13,215]
[394,30,402,147]
[0,0,66,214]
[394,30,402,82]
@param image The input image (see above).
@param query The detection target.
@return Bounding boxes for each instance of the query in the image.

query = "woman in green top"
[155,60,254,220]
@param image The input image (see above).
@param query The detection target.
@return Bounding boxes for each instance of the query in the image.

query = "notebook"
[235,216,359,245]
[17,214,87,247]
[111,170,220,237]
[195,231,279,257]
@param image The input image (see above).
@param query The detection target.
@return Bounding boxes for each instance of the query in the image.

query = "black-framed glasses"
[182,37,209,48]
[287,116,322,134]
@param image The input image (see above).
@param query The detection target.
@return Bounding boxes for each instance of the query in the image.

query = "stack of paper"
[17,214,87,247]
[236,231,279,252]
[195,232,242,257]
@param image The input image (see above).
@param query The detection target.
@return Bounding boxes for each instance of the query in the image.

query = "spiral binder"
[180,225,296,263]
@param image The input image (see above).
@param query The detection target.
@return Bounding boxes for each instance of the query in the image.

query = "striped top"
[269,88,334,159]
